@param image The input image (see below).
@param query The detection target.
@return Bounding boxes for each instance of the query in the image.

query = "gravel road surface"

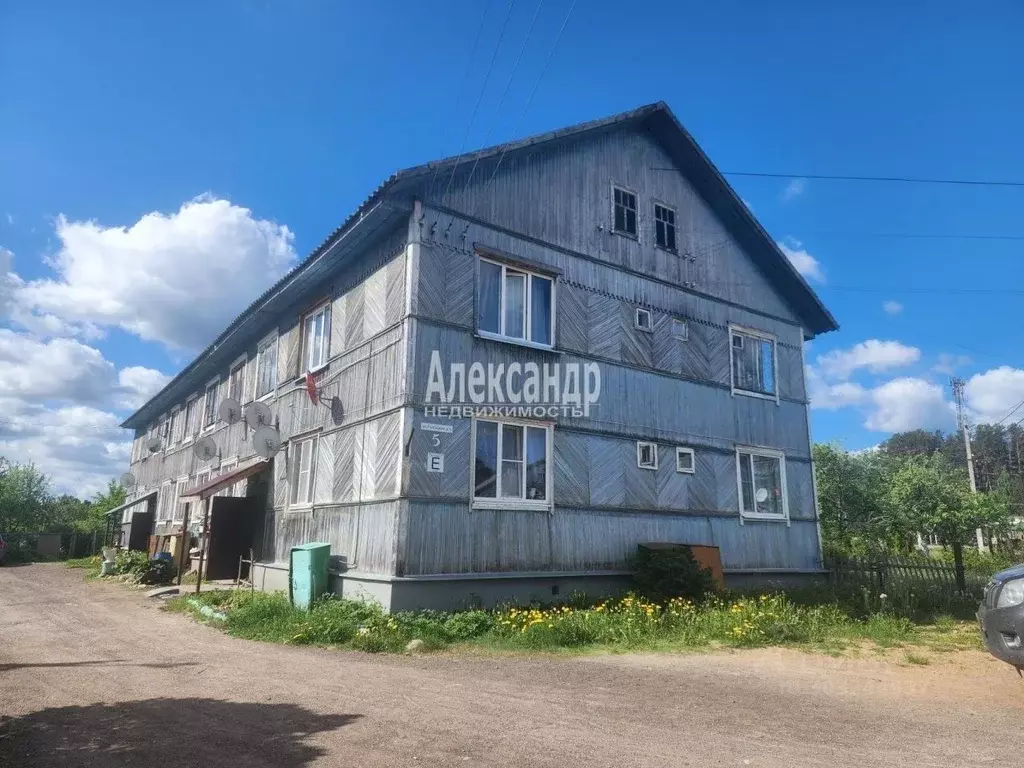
[1,563,1020,767]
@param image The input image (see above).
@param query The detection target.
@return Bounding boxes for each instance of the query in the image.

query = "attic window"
[730,326,777,399]
[654,203,677,251]
[613,186,638,237]
[634,307,652,332]
[671,318,689,341]
[637,441,658,470]
[676,447,695,474]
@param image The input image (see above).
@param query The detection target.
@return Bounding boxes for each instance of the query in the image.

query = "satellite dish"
[194,435,219,462]
[119,472,136,490]
[329,395,345,426]
[244,401,273,431]
[252,427,283,459]
[218,397,242,425]
[755,488,770,504]
[146,436,162,453]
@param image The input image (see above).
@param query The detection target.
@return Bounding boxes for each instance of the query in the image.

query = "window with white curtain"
[477,257,554,347]
[302,304,331,372]
[290,435,319,506]
[254,333,278,398]
[472,418,551,508]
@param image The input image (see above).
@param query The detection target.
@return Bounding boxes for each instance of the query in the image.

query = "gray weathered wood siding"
[401,501,820,575]
[127,225,410,574]
[418,126,802,324]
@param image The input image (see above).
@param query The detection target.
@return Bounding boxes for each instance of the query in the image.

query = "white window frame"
[159,415,170,449]
[217,458,238,497]
[253,331,279,400]
[612,183,639,239]
[301,302,331,374]
[653,201,677,252]
[476,256,556,350]
[183,395,200,444]
[289,434,319,508]
[202,378,220,430]
[735,446,790,524]
[676,447,696,474]
[728,324,779,402]
[634,307,653,333]
[470,417,553,511]
[636,441,658,470]
[173,477,188,522]
[168,407,182,447]
[158,480,173,522]
[671,317,689,341]
[227,355,247,404]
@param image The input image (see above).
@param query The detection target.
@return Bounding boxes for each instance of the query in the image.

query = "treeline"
[0,457,125,534]
[815,425,1024,561]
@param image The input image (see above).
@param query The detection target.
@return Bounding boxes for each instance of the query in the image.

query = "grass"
[169,589,982,660]
[65,555,101,569]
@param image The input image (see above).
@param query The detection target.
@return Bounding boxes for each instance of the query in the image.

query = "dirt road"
[1,564,1020,767]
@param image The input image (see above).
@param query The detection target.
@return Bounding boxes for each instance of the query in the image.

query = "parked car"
[978,564,1024,672]
[0,534,7,565]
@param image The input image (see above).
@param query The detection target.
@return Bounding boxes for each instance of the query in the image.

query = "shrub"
[631,545,715,603]
[140,558,176,585]
[113,550,150,577]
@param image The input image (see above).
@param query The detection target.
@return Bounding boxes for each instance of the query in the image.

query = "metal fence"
[0,531,104,562]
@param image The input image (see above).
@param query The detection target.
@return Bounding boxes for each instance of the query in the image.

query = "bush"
[631,545,716,603]
[113,550,150,577]
[140,558,176,585]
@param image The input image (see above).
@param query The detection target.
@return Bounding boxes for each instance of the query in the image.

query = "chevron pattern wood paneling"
[688,450,720,512]
[619,302,652,368]
[375,412,401,497]
[314,429,335,504]
[657,457,689,509]
[678,319,711,382]
[364,267,386,340]
[344,282,365,350]
[385,255,406,327]
[329,290,348,359]
[652,312,683,375]
[333,426,356,503]
[553,429,589,506]
[777,344,805,401]
[588,293,620,360]
[446,248,476,327]
[278,326,300,384]
[417,243,447,320]
[589,438,627,507]
[359,418,378,500]
[556,283,588,353]
[707,326,732,386]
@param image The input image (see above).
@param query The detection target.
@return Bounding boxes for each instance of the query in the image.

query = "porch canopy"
[104,490,158,518]
[181,459,269,501]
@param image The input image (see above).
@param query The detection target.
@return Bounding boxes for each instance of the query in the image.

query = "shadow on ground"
[0,698,361,767]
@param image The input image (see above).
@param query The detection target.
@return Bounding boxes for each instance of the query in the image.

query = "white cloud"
[964,366,1024,424]
[117,366,172,410]
[16,195,297,351]
[0,398,131,496]
[782,178,806,202]
[778,238,825,283]
[816,339,921,380]
[882,300,903,316]
[0,329,117,404]
[931,353,972,376]
[864,378,955,432]
[806,365,868,410]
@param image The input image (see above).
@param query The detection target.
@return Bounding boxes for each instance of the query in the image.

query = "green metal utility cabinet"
[289,542,331,610]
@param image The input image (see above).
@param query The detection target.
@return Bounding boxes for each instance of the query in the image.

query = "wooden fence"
[825,554,988,595]
[0,531,104,562]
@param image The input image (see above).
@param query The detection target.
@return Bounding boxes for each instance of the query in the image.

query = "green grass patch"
[164,588,981,659]
[65,555,101,569]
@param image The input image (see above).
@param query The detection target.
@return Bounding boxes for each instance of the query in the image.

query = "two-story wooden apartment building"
[118,102,837,610]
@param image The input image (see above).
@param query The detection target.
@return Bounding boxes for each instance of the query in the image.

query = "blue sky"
[1,1,1022,492]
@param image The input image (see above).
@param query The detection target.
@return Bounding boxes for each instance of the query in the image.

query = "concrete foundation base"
[250,562,829,612]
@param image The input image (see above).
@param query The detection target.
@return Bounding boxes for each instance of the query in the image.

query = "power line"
[474,0,579,214]
[650,169,1024,188]
[996,399,1024,426]
[455,0,547,214]
[425,0,494,197]
[784,230,1024,243]
[437,0,518,211]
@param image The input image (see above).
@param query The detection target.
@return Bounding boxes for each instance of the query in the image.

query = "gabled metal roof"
[122,101,836,431]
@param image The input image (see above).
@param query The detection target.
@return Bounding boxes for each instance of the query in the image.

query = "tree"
[813,443,892,554]
[886,455,1012,590]
[76,480,126,533]
[0,462,52,533]
[879,429,945,460]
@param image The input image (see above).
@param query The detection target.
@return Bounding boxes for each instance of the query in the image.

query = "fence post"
[92,530,99,555]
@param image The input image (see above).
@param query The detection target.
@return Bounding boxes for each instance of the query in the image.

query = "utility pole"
[952,377,984,552]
